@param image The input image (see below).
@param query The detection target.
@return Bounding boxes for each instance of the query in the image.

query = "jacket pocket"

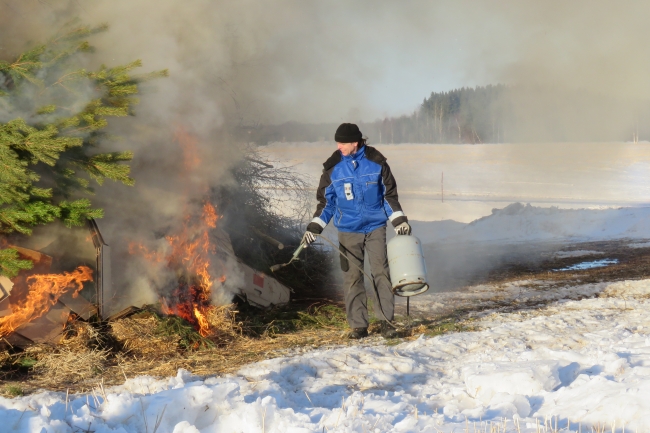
[337,209,344,225]
[363,181,382,208]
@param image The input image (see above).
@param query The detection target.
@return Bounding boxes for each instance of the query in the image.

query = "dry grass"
[34,348,109,385]
[205,304,243,344]
[0,305,474,395]
[110,304,353,381]
[19,322,111,385]
[0,350,9,365]
[0,295,529,396]
[110,315,179,358]
[104,302,472,383]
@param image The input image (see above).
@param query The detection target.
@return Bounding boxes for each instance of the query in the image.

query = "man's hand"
[302,231,317,246]
[395,222,411,235]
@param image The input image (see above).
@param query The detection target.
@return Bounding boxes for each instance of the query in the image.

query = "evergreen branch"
[58,199,103,227]
[0,248,33,278]
[36,105,57,115]
[71,151,135,186]
[0,21,162,246]
[0,201,60,234]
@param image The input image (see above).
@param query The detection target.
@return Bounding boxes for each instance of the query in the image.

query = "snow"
[628,241,650,249]
[553,250,603,259]
[410,203,650,245]
[554,258,618,271]
[4,279,650,432]
[265,141,650,246]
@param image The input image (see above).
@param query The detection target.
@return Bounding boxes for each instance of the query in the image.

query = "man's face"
[337,142,358,156]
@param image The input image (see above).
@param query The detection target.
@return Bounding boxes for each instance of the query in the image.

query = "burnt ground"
[421,238,650,291]
[3,238,650,397]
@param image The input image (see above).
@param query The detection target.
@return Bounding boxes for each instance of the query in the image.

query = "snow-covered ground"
[3,279,650,432]
[3,143,649,432]
[407,203,650,245]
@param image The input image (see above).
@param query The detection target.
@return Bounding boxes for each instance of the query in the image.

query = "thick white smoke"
[3,0,650,306]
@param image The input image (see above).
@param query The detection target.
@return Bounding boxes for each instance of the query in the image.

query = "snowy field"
[3,279,650,432]
[261,142,650,222]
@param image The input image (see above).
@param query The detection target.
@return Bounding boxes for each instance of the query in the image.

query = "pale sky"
[2,1,650,124]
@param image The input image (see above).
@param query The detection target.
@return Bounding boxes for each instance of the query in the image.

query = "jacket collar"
[341,144,366,161]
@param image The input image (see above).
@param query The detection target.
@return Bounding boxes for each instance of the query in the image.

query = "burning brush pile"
[129,201,226,338]
[0,126,338,392]
[2,305,242,388]
[0,230,243,387]
[0,224,243,386]
[0,194,237,348]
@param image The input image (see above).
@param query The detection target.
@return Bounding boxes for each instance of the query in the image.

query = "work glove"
[301,231,317,246]
[302,222,323,246]
[395,221,411,235]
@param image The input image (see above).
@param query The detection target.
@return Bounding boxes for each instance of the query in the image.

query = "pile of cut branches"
[214,147,338,300]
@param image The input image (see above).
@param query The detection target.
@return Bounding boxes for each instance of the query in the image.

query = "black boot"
[380,321,398,339]
[348,327,368,339]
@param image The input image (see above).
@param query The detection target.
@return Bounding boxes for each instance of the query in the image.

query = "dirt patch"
[484,239,650,287]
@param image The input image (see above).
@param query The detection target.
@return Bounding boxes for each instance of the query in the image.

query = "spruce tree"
[0,21,166,277]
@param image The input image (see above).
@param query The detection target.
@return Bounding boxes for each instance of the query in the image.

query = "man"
[302,123,411,339]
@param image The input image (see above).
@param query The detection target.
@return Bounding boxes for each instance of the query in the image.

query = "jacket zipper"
[337,209,344,224]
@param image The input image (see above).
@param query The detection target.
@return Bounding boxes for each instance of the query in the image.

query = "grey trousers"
[338,225,395,329]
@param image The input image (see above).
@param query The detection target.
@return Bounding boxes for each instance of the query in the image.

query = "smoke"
[0,0,332,311]
[3,1,650,306]
[3,1,649,124]
[493,2,650,97]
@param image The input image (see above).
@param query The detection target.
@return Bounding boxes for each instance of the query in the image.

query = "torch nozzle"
[269,242,308,272]
[269,263,285,272]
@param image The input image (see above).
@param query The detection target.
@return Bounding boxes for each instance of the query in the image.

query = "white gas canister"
[387,234,429,297]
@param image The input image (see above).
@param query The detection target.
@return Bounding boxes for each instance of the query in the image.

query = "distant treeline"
[242,84,650,144]
[369,84,509,144]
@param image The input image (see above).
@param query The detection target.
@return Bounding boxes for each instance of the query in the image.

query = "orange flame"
[160,298,173,316]
[0,266,93,337]
[193,307,210,337]
[128,127,226,337]
[131,202,224,336]
[203,202,218,229]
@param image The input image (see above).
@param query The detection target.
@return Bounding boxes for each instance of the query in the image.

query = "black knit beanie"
[334,123,363,143]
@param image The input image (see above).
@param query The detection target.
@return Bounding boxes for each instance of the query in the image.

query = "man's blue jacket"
[308,144,407,234]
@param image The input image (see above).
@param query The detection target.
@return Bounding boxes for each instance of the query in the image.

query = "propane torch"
[269,242,307,272]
